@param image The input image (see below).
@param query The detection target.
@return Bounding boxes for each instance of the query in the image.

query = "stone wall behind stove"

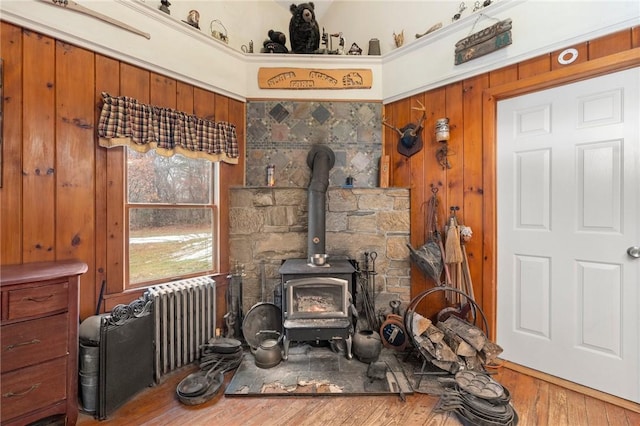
[229,187,411,314]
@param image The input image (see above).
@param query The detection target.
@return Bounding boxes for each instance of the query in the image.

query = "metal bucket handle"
[210,19,228,43]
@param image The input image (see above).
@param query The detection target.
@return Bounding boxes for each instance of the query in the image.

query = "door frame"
[481,49,640,408]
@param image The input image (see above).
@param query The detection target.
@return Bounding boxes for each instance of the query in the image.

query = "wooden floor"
[77,363,640,426]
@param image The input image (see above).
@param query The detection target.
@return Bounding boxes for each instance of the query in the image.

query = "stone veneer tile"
[312,104,331,124]
[269,103,290,122]
[246,101,382,188]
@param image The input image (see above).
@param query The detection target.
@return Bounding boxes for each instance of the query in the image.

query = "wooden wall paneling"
[517,54,551,80]
[441,82,465,305]
[406,94,427,298]
[444,82,464,210]
[54,41,97,319]
[150,72,176,109]
[460,74,488,310]
[193,87,216,122]
[481,85,498,339]
[588,29,632,60]
[425,86,447,192]
[489,64,518,87]
[21,30,56,263]
[412,88,447,299]
[0,22,24,264]
[388,98,412,188]
[104,146,125,297]
[120,63,150,102]
[176,81,194,113]
[95,56,120,311]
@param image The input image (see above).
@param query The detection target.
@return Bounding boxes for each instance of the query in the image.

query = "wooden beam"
[40,0,151,39]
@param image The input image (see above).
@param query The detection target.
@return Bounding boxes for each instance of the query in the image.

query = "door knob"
[628,246,640,258]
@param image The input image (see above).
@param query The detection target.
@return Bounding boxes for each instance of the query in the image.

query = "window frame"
[123,148,220,289]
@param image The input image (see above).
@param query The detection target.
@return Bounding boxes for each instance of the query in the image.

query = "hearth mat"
[225,344,413,397]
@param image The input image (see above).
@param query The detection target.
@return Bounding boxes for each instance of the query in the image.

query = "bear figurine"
[262,30,289,53]
[289,3,320,54]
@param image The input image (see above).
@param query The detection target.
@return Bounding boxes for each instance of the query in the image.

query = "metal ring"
[403,285,490,352]
[557,48,578,65]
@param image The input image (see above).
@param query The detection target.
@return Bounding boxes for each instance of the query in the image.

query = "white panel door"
[497,68,640,402]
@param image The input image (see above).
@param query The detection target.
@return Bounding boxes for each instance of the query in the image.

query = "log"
[414,334,437,359]
[436,321,477,357]
[423,324,444,343]
[463,354,483,371]
[479,339,504,364]
[434,340,459,362]
[420,349,462,374]
[412,312,432,336]
[442,316,487,351]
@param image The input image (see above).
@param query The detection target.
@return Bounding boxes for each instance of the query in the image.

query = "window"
[126,148,218,287]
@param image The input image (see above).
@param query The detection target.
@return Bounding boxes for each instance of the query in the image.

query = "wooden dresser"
[1,260,87,426]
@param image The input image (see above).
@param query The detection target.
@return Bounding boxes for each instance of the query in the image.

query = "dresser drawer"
[1,313,69,373]
[1,357,67,423]
[6,281,69,320]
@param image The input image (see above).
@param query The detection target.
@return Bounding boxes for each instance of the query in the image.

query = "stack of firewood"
[411,313,503,373]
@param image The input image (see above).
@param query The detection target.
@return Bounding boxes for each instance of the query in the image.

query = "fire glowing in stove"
[295,293,341,313]
[285,277,349,320]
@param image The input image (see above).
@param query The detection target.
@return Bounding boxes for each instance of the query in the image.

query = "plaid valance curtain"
[97,92,239,164]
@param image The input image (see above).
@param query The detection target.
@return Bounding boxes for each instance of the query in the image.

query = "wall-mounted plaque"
[258,67,372,90]
[454,18,512,65]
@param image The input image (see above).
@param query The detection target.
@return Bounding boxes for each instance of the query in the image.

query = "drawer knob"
[3,383,41,398]
[5,338,41,351]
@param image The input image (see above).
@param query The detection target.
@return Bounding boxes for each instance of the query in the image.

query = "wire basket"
[210,20,228,44]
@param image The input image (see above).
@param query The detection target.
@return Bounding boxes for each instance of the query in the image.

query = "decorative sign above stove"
[258,67,372,89]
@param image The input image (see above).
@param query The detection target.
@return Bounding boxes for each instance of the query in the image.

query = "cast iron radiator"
[145,276,217,383]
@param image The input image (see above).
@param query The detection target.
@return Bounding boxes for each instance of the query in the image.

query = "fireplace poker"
[384,361,406,402]
[358,254,377,331]
[369,251,378,308]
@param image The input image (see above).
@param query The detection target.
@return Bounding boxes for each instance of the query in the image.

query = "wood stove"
[279,258,356,360]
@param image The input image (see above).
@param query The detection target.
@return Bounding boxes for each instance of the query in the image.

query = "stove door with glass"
[282,277,354,360]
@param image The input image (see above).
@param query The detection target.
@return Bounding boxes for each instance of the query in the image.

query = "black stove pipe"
[307,145,335,257]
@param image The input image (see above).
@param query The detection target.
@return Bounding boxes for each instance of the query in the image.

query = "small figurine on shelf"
[289,2,321,54]
[347,42,363,55]
[184,9,200,29]
[159,0,171,15]
[393,30,404,48]
[452,2,467,21]
[261,30,289,53]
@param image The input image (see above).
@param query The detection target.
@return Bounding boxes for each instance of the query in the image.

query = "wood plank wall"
[384,26,640,335]
[0,22,245,324]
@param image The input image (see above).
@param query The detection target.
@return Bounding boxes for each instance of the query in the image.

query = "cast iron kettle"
[253,330,282,369]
